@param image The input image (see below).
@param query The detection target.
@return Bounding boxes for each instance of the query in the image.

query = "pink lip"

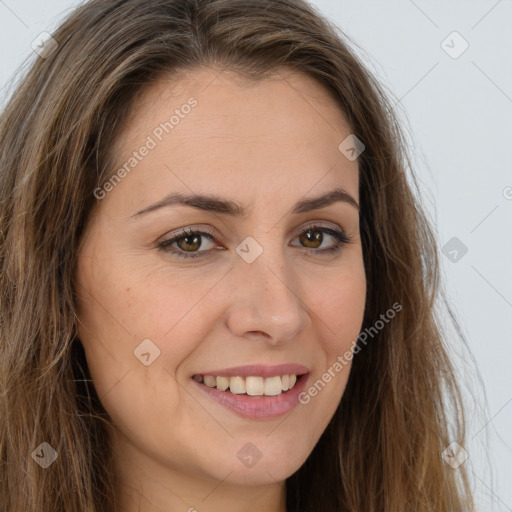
[193,363,309,378]
[191,370,310,420]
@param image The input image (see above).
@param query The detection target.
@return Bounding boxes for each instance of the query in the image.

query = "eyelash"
[156,224,352,260]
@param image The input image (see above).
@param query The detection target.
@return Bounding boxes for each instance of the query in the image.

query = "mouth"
[192,373,302,397]
[191,364,309,420]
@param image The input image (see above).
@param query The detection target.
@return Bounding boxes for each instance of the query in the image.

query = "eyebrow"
[130,187,359,219]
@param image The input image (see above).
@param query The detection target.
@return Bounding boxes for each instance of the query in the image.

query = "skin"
[75,66,366,512]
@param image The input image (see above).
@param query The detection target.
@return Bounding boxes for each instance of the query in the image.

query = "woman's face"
[76,66,366,504]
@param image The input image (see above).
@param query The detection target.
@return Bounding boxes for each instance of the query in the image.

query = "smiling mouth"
[192,374,302,397]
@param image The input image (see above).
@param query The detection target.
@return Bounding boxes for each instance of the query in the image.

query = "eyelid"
[157,225,215,244]
[300,220,345,233]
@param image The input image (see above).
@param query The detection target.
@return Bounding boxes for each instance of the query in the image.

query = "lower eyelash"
[157,225,351,259]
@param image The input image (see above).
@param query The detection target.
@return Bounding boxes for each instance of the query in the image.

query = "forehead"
[106,66,359,216]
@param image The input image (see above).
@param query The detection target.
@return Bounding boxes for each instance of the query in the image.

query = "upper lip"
[193,364,309,378]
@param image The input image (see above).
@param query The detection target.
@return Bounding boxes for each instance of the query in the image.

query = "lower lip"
[192,374,309,420]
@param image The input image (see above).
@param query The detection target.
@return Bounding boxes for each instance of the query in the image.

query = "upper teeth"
[196,374,298,396]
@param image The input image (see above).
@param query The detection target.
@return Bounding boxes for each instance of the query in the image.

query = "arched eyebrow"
[130,187,359,219]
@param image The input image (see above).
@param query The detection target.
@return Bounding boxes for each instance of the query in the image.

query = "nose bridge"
[225,236,310,342]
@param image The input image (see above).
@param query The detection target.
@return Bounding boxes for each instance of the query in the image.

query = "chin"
[197,437,312,486]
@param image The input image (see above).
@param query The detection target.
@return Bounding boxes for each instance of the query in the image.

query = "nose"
[224,248,311,345]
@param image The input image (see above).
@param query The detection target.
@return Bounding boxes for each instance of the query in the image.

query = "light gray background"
[1,0,511,509]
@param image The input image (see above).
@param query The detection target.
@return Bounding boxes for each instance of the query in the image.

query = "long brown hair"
[0,0,475,510]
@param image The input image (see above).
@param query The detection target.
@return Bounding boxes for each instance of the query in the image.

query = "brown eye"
[299,229,324,249]
[175,233,202,252]
[292,225,351,254]
[157,228,217,259]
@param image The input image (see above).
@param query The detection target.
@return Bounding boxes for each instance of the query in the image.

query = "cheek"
[294,263,365,415]
[311,265,366,352]
[75,252,216,419]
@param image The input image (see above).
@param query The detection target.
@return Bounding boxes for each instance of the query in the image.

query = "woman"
[0,0,475,510]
